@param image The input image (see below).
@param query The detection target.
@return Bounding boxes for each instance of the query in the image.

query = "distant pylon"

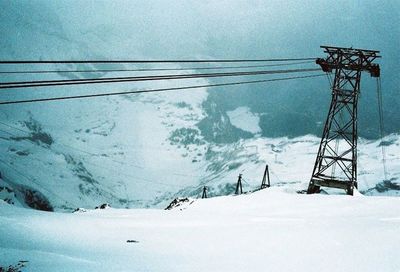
[202,186,207,199]
[260,164,271,189]
[235,174,243,195]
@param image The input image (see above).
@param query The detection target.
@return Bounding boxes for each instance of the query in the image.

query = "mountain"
[0,1,399,210]
[0,88,398,210]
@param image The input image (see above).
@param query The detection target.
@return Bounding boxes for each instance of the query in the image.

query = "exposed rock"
[95,203,111,209]
[73,207,87,213]
[165,197,194,210]
[21,187,53,212]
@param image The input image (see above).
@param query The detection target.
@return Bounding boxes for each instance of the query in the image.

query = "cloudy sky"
[0,0,399,137]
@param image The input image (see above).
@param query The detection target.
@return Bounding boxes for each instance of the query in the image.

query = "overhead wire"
[376,77,388,181]
[0,121,144,169]
[325,72,333,88]
[0,74,325,105]
[0,67,321,89]
[0,157,75,207]
[0,60,315,74]
[0,129,189,189]
[4,144,182,188]
[0,123,205,180]
[0,127,314,199]
[0,56,388,197]
[269,168,282,183]
[189,171,239,197]
[0,57,324,199]
[0,57,317,64]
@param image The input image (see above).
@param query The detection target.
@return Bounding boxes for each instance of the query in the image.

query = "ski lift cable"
[0,61,316,74]
[0,158,75,207]
[0,125,204,180]
[0,121,145,169]
[376,77,388,180]
[0,67,321,88]
[0,74,325,105]
[0,57,317,64]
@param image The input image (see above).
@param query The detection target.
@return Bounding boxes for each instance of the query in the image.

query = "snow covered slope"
[0,86,399,210]
[1,189,399,272]
[0,79,212,210]
[1,98,399,211]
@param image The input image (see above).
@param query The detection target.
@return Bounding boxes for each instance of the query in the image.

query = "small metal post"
[235,174,243,195]
[260,164,271,189]
[201,186,207,199]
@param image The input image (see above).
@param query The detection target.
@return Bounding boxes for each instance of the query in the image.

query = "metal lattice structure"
[307,46,380,195]
[260,164,271,189]
[202,186,208,199]
[235,174,243,195]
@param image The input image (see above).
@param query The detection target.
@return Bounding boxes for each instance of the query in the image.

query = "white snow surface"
[0,103,399,210]
[227,106,261,134]
[1,189,399,272]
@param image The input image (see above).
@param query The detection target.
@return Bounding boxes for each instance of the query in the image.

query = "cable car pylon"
[307,46,381,195]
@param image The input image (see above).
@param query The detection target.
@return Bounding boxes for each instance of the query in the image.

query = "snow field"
[1,188,399,272]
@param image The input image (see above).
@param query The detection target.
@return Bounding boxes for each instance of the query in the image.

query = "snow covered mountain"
[0,1,399,211]
[0,2,399,271]
[0,85,398,211]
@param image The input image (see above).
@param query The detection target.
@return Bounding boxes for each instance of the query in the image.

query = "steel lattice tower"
[260,164,271,189]
[235,174,243,195]
[307,46,380,195]
[202,186,208,199]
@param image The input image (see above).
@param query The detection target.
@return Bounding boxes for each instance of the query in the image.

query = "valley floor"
[1,189,399,272]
